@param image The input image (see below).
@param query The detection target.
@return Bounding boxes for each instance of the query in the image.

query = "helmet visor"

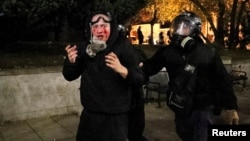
[170,18,194,36]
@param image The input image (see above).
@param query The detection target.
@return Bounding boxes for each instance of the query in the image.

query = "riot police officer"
[141,11,239,141]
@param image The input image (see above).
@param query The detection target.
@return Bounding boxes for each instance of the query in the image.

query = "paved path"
[0,85,250,141]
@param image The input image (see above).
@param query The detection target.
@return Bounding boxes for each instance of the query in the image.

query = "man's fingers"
[65,45,77,53]
[105,57,114,65]
[139,62,143,67]
[105,53,117,62]
[65,45,78,63]
[233,119,239,125]
[107,52,117,59]
[65,45,71,51]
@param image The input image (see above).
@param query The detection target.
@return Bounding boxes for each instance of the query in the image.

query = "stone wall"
[222,57,250,79]
[0,58,249,123]
[0,67,82,123]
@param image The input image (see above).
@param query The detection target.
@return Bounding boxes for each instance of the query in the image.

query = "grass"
[0,42,250,70]
[0,42,66,70]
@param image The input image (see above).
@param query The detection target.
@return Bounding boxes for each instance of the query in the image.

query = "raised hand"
[105,52,128,78]
[65,45,78,63]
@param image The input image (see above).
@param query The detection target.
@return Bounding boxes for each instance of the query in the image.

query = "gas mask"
[170,17,196,50]
[86,36,107,57]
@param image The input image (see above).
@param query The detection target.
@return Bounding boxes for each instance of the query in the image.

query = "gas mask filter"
[86,36,107,57]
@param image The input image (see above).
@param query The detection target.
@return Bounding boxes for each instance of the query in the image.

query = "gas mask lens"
[170,19,194,36]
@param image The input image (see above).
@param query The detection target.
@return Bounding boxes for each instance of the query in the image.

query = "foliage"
[192,0,250,49]
[130,0,202,24]
[2,0,67,26]
[1,0,249,51]
[130,0,250,50]
[0,0,69,43]
[67,0,148,29]
[0,0,148,46]
[129,0,204,44]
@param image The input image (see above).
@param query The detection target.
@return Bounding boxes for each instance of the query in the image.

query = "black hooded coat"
[62,10,145,114]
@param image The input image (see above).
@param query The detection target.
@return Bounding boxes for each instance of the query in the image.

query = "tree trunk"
[215,0,226,47]
[228,0,238,50]
[236,0,248,50]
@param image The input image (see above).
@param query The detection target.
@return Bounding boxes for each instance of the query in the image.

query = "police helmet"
[170,11,201,37]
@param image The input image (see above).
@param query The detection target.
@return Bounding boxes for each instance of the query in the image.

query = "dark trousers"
[76,109,129,141]
[174,110,212,141]
[128,88,147,141]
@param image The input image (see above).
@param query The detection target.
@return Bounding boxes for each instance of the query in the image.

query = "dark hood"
[85,10,119,46]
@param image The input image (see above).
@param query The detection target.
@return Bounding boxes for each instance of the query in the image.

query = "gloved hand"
[221,109,239,125]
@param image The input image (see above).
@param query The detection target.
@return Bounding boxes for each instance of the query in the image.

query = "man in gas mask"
[140,11,239,141]
[62,9,145,141]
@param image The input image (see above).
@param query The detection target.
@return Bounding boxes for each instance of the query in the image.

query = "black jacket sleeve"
[62,58,83,81]
[118,39,146,88]
[62,44,86,81]
[142,47,168,77]
[212,51,238,110]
